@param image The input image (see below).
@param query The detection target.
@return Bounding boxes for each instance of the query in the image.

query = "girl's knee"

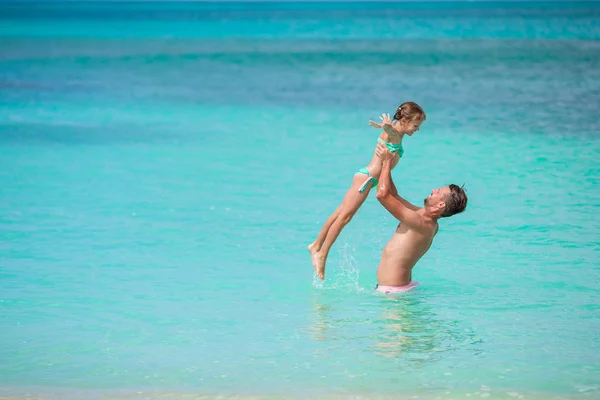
[339,210,355,225]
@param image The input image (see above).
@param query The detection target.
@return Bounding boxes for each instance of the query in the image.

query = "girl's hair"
[393,102,426,123]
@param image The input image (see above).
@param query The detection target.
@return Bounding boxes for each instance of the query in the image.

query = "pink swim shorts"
[375,281,420,294]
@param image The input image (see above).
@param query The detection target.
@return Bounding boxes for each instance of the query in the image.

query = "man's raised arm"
[375,144,423,229]
[388,173,421,212]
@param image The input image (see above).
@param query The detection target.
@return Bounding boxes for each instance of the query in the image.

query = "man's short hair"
[441,184,468,218]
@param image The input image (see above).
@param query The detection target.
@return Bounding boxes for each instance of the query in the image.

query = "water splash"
[312,242,366,293]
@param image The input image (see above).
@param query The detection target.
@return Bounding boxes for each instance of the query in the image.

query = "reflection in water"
[374,296,420,359]
[306,299,334,343]
[306,290,482,365]
[372,295,446,362]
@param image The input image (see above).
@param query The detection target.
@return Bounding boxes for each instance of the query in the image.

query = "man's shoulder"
[418,215,438,234]
[429,221,440,236]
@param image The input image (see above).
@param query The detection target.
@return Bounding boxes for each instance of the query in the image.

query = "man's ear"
[437,201,446,212]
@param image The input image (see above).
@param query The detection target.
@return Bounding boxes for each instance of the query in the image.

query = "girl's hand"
[380,113,392,125]
[370,113,393,129]
[369,120,383,129]
[380,113,398,135]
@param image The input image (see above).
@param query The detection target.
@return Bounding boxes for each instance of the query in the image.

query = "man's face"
[424,186,450,208]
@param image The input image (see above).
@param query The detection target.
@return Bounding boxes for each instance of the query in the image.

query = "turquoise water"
[1,2,599,399]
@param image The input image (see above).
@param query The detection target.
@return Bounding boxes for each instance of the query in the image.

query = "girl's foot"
[308,242,320,275]
[314,252,326,280]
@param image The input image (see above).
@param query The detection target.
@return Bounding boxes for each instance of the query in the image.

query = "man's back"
[377,216,438,286]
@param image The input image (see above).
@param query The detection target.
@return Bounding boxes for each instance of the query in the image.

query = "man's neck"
[419,207,440,224]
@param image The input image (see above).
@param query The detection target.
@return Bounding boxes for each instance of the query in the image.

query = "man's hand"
[375,142,394,162]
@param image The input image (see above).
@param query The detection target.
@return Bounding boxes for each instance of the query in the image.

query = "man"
[374,142,468,294]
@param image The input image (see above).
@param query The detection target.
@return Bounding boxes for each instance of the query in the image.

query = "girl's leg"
[313,174,375,280]
[308,205,342,254]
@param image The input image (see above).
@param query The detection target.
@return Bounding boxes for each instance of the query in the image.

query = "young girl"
[308,102,426,280]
